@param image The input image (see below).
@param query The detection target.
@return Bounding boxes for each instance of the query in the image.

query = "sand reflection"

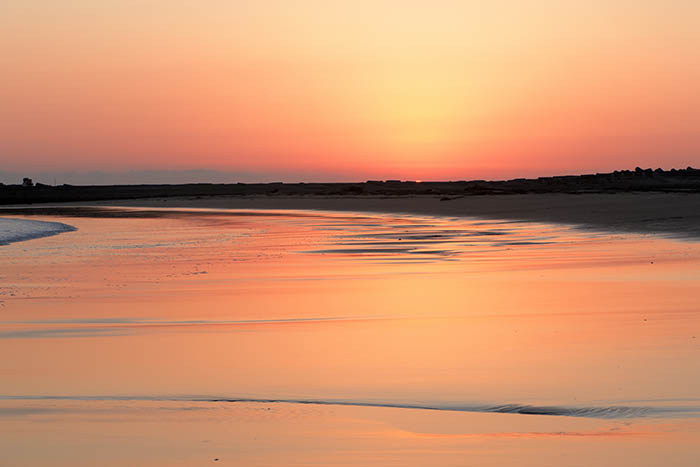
[0,208,699,465]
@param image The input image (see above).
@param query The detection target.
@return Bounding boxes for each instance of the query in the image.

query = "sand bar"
[26,192,697,240]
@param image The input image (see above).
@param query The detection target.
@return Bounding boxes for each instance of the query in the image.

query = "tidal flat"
[0,207,699,466]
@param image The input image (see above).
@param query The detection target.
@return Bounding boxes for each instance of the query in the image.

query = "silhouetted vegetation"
[2,168,699,205]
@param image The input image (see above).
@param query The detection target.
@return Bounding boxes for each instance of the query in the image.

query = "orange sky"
[1,1,699,181]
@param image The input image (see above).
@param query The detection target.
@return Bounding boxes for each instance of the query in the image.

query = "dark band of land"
[3,167,700,204]
[2,167,700,239]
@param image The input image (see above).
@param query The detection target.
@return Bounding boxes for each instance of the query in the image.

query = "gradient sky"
[1,1,699,182]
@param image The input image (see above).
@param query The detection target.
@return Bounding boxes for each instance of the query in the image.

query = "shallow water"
[0,217,76,245]
[1,207,699,465]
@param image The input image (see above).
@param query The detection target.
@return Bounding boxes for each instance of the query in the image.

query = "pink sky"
[1,1,699,182]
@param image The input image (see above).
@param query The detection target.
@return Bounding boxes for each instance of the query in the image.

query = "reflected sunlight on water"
[0,207,699,466]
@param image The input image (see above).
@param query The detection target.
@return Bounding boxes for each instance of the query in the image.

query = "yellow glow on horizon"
[0,1,699,179]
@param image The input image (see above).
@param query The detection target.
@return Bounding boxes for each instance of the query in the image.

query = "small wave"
[0,218,76,246]
[206,399,668,419]
[2,395,699,419]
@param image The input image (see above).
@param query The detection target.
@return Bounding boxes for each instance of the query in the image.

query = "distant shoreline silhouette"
[1,167,699,205]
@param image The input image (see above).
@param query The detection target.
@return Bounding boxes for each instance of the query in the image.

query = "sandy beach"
[4,0,700,463]
[50,192,700,239]
[1,206,699,465]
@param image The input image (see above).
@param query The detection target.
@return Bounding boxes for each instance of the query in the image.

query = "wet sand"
[49,192,700,239]
[1,208,699,465]
[2,400,699,467]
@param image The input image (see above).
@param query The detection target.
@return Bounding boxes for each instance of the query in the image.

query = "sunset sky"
[1,1,699,183]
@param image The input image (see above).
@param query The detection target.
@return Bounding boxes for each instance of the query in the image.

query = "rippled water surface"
[1,207,699,466]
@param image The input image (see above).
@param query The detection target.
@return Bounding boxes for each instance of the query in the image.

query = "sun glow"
[1,1,699,180]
